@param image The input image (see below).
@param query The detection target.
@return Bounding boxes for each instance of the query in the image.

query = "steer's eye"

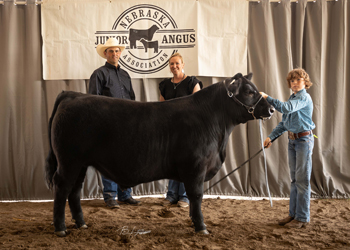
[245,91,254,97]
[245,90,255,97]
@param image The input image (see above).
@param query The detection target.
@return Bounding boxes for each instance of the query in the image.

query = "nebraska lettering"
[119,9,170,29]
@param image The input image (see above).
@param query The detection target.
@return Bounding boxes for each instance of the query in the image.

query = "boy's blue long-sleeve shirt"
[267,89,316,141]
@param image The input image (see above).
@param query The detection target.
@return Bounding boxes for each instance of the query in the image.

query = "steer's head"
[225,73,274,121]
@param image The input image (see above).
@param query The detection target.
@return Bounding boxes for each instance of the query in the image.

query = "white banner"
[41,0,247,80]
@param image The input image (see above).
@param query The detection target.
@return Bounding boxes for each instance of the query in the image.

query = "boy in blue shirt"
[260,68,315,228]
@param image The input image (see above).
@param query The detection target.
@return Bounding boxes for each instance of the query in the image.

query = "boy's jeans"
[288,134,314,222]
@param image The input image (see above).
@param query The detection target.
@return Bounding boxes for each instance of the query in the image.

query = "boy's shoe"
[278,216,294,226]
[285,219,308,228]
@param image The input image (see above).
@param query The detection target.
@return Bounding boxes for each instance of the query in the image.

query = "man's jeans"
[288,134,314,222]
[102,175,131,202]
[166,180,189,203]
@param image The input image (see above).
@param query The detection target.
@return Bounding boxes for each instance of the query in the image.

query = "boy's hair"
[286,68,313,89]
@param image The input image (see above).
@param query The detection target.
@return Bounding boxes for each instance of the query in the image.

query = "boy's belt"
[288,131,312,140]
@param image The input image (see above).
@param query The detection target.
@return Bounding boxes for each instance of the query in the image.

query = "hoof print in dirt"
[119,234,133,243]
[158,207,175,218]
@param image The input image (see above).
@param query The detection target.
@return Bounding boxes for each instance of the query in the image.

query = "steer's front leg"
[185,182,209,234]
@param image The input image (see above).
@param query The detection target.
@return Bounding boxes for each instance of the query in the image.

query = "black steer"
[45,73,274,236]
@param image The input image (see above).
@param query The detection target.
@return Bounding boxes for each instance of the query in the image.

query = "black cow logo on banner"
[94,4,196,75]
[129,25,159,50]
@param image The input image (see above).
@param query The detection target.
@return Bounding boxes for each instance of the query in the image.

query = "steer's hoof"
[79,224,88,229]
[196,229,209,235]
[54,230,68,237]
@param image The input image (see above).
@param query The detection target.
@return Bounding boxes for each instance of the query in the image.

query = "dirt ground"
[0,197,349,250]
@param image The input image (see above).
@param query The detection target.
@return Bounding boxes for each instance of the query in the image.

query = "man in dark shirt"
[89,37,140,208]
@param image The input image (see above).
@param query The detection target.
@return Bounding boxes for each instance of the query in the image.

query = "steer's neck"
[191,83,238,142]
[193,83,241,128]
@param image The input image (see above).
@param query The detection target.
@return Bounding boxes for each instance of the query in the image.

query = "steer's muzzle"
[261,105,275,120]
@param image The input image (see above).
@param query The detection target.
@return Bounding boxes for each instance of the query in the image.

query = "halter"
[225,79,263,119]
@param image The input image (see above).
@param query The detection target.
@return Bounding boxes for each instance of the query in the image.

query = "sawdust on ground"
[0,197,349,249]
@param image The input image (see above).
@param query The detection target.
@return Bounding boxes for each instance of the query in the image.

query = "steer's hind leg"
[184,180,208,234]
[68,167,88,230]
[52,162,83,237]
[53,172,72,236]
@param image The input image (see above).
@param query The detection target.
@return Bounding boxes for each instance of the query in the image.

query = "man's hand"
[260,92,268,99]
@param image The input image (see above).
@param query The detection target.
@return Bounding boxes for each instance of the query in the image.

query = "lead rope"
[259,119,273,207]
[203,132,280,194]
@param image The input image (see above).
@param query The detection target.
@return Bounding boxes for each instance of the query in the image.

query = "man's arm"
[125,72,135,101]
[129,80,136,101]
[89,70,102,95]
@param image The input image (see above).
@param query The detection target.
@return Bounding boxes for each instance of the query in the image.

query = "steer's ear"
[244,73,253,81]
[233,73,243,80]
[228,78,242,96]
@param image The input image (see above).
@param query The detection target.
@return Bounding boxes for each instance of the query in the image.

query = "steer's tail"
[45,91,71,190]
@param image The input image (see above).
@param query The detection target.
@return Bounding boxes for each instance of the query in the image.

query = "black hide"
[46,73,274,235]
